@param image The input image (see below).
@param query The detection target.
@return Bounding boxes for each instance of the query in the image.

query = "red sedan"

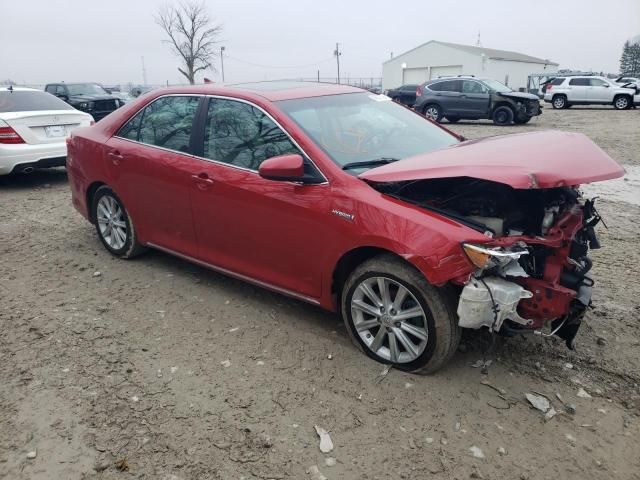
[66,82,624,373]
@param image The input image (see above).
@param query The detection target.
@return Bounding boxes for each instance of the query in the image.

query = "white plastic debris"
[470,446,485,458]
[131,395,139,402]
[229,327,239,332]
[26,450,37,459]
[526,393,551,412]
[314,425,334,453]
[425,437,434,444]
[307,465,328,480]
[93,271,102,277]
[256,360,265,366]
[405,382,414,389]
[327,354,333,360]
[544,407,558,421]
[220,360,231,368]
[497,447,506,456]
[564,363,574,370]
[577,388,592,399]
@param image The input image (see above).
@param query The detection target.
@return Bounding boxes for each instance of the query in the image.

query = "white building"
[383,40,558,91]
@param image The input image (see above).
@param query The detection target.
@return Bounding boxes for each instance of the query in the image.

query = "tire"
[422,104,443,122]
[514,116,532,124]
[613,95,631,110]
[552,95,567,109]
[492,106,514,126]
[92,185,146,259]
[446,116,460,123]
[341,254,461,374]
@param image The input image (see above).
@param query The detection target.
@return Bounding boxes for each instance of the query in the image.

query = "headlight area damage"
[361,131,625,349]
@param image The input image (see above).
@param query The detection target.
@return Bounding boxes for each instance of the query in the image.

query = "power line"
[225,55,334,69]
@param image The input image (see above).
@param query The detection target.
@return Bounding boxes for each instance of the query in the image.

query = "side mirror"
[258,154,305,182]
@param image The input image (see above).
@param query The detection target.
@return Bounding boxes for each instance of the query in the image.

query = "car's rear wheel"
[613,95,631,110]
[552,95,568,109]
[92,186,145,259]
[492,106,514,125]
[423,104,443,122]
[341,254,460,374]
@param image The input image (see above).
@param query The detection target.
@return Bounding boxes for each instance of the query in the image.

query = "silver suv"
[543,76,637,109]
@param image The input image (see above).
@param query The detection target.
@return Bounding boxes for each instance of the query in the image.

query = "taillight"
[416,86,423,97]
[0,122,25,144]
[546,84,552,91]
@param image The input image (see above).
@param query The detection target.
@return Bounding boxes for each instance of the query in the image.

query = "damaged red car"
[66,82,624,373]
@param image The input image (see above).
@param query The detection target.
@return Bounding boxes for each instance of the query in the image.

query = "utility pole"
[141,56,147,86]
[220,46,226,82]
[334,43,341,84]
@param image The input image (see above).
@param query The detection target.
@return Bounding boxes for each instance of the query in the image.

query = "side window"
[56,85,67,95]
[462,80,487,94]
[551,78,565,86]
[138,96,199,152]
[117,108,145,141]
[45,85,56,94]
[589,78,607,87]
[203,98,299,170]
[569,78,589,86]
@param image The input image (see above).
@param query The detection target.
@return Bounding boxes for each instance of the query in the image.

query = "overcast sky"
[1,0,639,86]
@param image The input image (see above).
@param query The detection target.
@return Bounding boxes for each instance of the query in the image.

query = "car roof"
[136,81,365,102]
[0,86,41,92]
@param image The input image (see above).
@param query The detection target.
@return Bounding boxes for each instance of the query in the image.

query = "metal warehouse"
[383,40,558,91]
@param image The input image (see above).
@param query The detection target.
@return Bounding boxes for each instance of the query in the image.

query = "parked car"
[544,76,637,109]
[44,82,125,121]
[413,77,542,125]
[367,86,382,95]
[384,84,419,106]
[614,76,639,87]
[0,87,93,175]
[66,82,623,373]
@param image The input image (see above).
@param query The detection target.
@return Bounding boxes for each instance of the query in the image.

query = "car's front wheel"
[613,95,631,110]
[92,185,146,259]
[341,254,460,374]
[492,106,514,125]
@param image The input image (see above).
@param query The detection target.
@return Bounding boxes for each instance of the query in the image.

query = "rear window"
[0,90,74,113]
[569,78,590,86]
[551,78,565,85]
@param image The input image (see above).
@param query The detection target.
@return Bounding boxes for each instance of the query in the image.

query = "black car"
[384,84,419,106]
[413,77,542,125]
[44,83,124,121]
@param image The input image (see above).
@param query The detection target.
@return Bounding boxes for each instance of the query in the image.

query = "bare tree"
[155,2,223,85]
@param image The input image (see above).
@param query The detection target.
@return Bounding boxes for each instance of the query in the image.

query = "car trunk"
[1,110,90,145]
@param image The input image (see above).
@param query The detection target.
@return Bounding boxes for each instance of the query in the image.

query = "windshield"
[482,79,512,93]
[276,93,458,172]
[66,83,108,96]
[0,90,74,113]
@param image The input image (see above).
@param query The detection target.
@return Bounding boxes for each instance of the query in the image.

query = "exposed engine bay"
[373,177,605,349]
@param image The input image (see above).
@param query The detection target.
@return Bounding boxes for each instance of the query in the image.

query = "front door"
[587,78,612,102]
[459,80,491,117]
[189,97,330,298]
[105,95,202,254]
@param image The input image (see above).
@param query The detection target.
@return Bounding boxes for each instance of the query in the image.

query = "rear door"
[428,80,463,115]
[567,78,589,101]
[104,95,202,254]
[189,96,330,298]
[459,80,491,117]
[587,78,612,102]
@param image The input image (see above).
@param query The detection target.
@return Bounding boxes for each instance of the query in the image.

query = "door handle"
[108,150,124,164]
[191,173,214,186]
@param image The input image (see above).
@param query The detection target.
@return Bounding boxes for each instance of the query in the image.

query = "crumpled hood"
[497,91,540,101]
[359,131,625,189]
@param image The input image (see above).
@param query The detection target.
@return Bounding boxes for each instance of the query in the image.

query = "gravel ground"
[1,106,639,480]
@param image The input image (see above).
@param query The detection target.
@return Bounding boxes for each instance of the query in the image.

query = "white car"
[615,76,639,87]
[543,76,638,109]
[0,87,93,175]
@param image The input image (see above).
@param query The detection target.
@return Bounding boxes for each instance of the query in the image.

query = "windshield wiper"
[342,157,400,171]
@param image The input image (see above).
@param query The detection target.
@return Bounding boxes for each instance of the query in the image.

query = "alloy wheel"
[425,106,440,121]
[615,97,629,109]
[96,195,127,250]
[553,97,565,108]
[351,276,429,363]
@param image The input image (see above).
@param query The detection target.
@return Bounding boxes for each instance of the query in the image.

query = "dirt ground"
[1,106,639,480]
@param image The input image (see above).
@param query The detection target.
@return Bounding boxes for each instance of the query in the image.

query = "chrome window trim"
[114,93,329,185]
[148,242,321,306]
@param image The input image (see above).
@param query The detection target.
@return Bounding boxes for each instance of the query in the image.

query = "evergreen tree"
[620,40,640,76]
